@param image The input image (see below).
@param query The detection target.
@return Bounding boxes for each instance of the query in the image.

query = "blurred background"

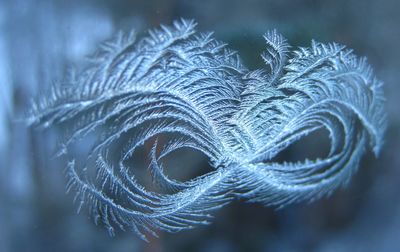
[0,0,399,251]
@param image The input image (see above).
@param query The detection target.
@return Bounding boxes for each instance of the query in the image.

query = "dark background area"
[0,0,399,251]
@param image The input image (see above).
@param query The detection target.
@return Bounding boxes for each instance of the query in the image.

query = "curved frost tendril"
[28,19,386,240]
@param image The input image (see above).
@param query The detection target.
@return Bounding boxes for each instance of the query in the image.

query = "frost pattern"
[28,19,386,240]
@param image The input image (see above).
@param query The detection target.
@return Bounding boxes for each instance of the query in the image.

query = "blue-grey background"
[0,0,399,251]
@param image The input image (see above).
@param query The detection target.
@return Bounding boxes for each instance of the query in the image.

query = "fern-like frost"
[28,19,386,240]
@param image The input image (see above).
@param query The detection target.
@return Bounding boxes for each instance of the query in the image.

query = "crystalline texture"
[28,19,386,240]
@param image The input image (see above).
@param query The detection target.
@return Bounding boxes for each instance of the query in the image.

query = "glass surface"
[0,0,399,251]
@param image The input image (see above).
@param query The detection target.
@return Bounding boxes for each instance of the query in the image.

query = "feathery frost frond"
[28,19,386,240]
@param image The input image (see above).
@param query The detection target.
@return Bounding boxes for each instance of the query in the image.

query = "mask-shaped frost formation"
[29,19,386,240]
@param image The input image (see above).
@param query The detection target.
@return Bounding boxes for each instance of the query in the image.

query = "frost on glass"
[28,19,386,240]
